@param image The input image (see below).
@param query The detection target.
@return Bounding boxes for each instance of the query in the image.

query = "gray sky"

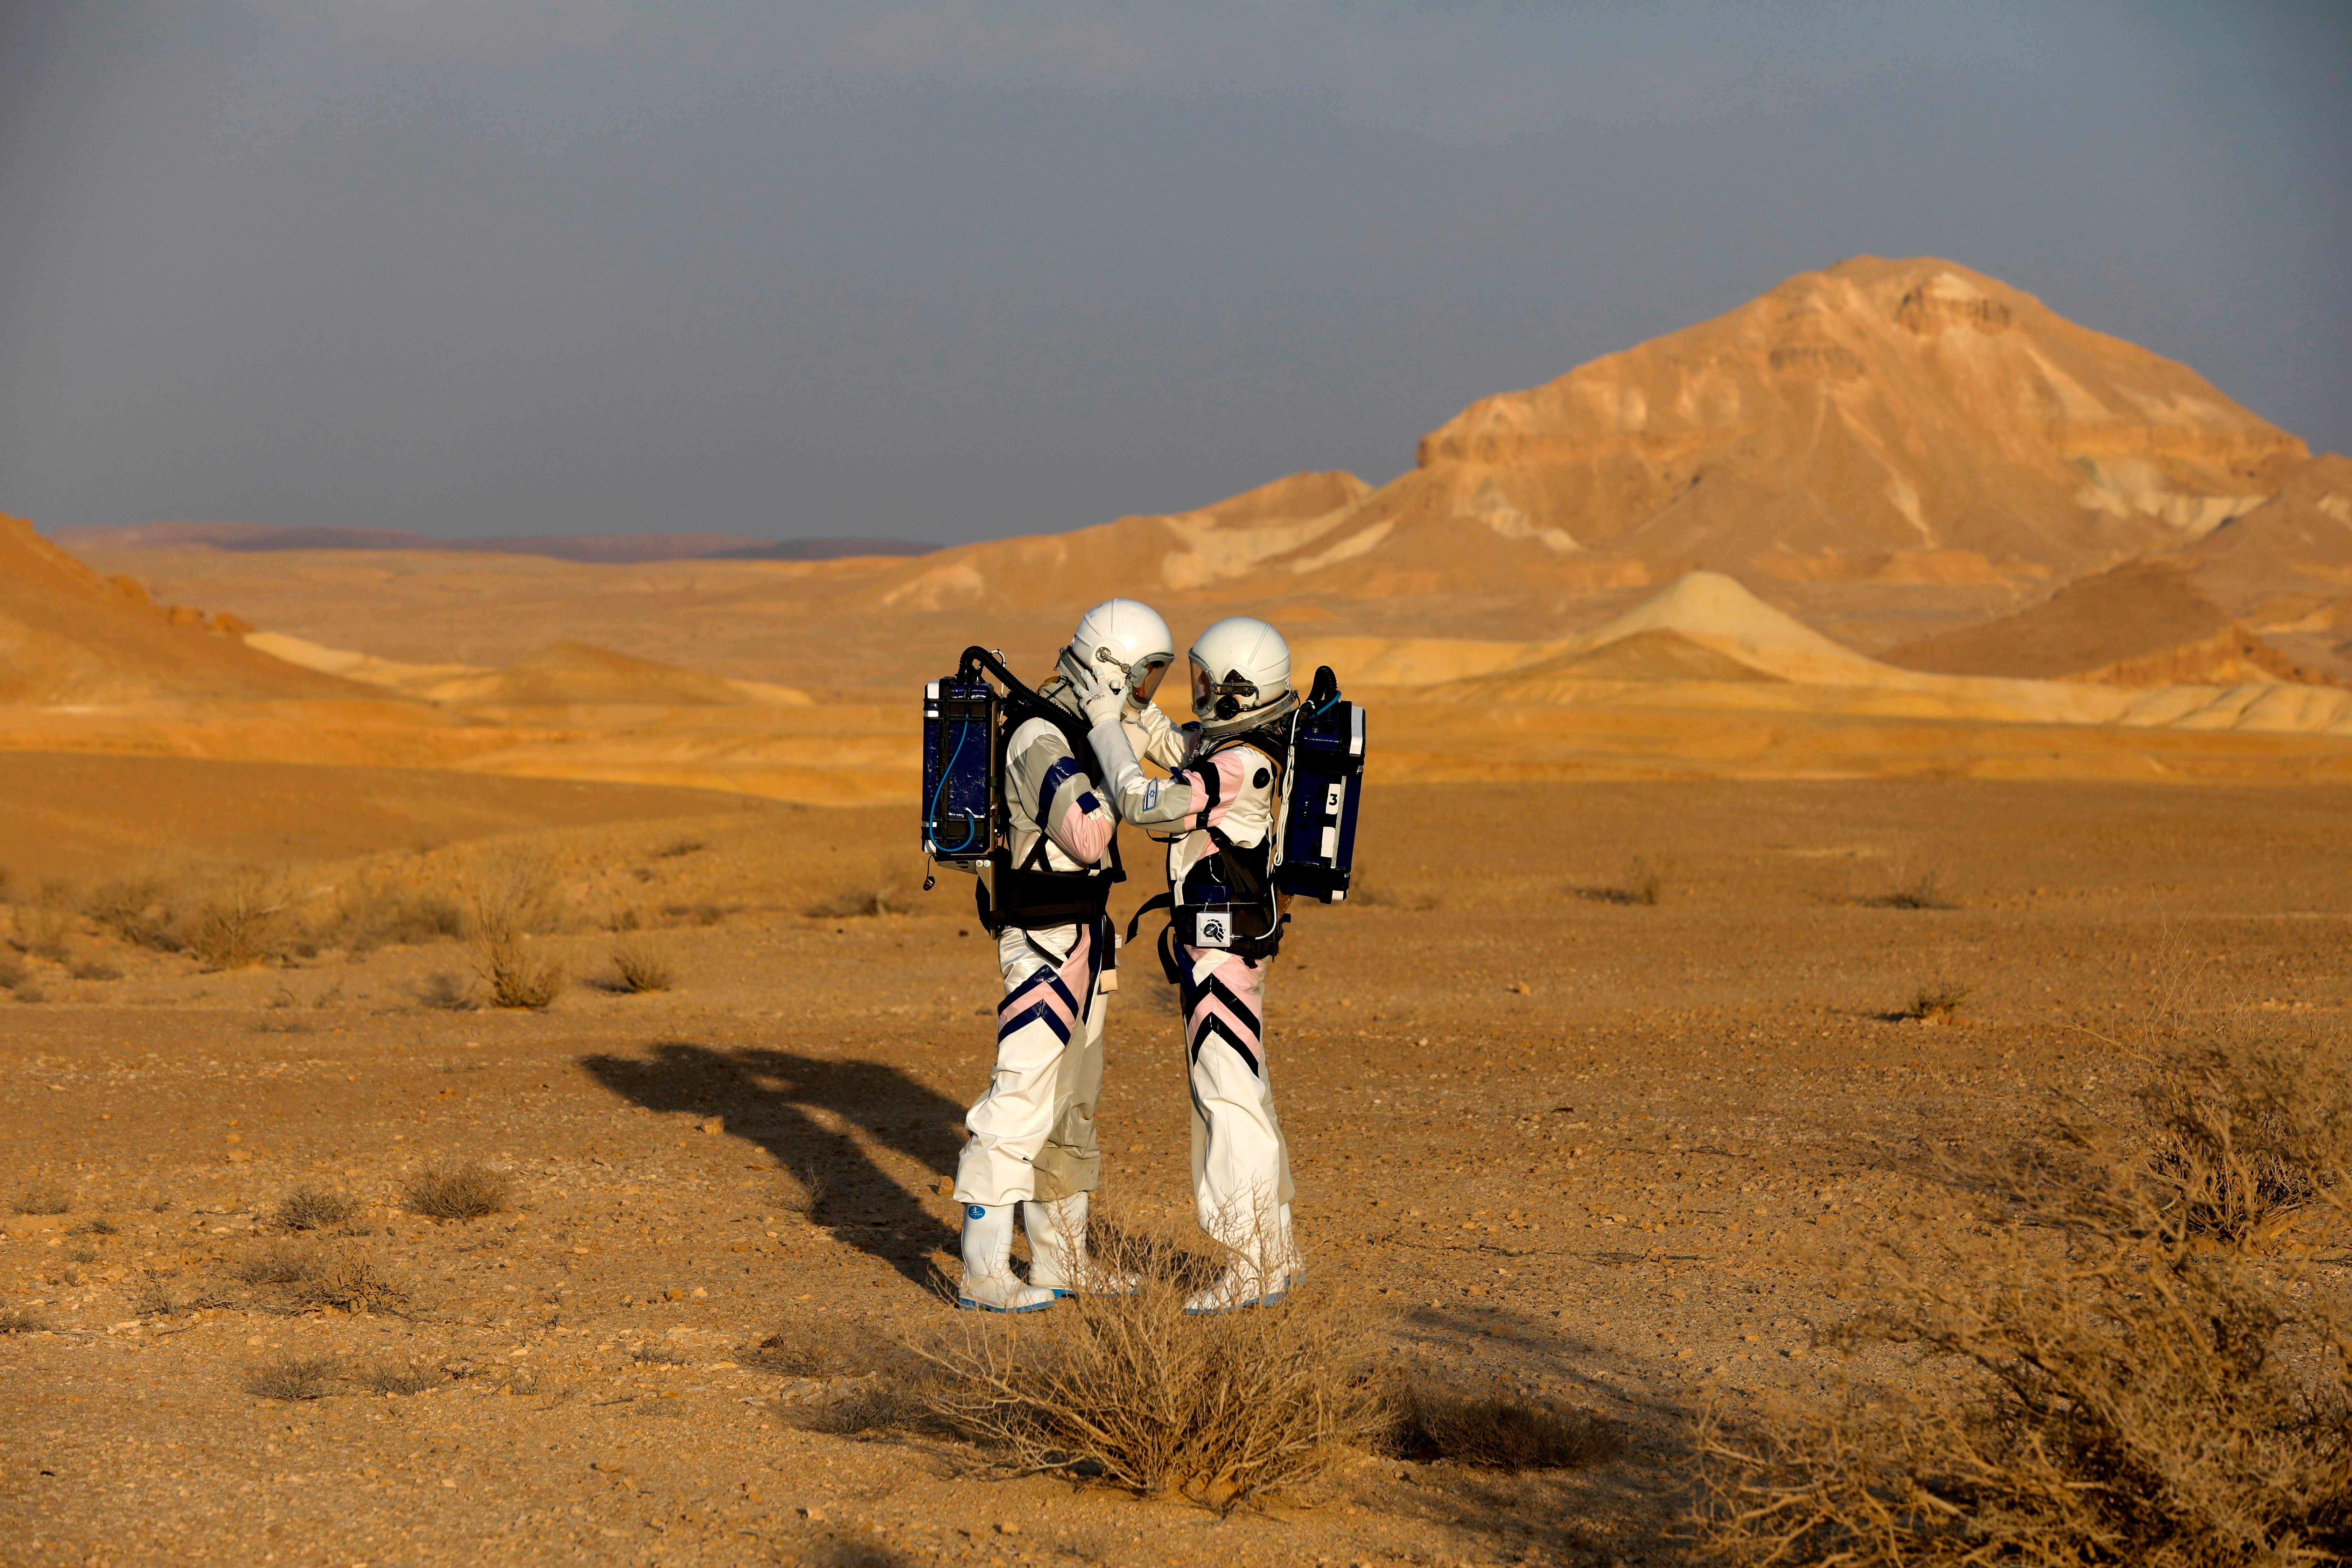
[2,2,2346,545]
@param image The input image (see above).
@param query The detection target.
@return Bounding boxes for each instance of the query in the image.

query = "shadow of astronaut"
[578,1041,967,1287]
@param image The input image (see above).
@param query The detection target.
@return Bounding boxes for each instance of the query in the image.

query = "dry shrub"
[12,878,77,959]
[609,939,673,993]
[289,1255,412,1314]
[747,1321,934,1436]
[779,1158,828,1220]
[1899,981,1971,1024]
[85,877,178,951]
[247,1354,338,1401]
[1697,1026,2352,1566]
[1869,869,1956,910]
[362,1360,444,1395]
[233,1242,321,1286]
[405,1162,510,1220]
[183,869,288,968]
[130,1273,179,1317]
[634,1343,690,1366]
[469,856,565,1008]
[68,957,122,981]
[0,952,26,992]
[72,1217,119,1236]
[274,1186,358,1231]
[0,1307,54,1335]
[804,867,904,920]
[11,1183,71,1216]
[747,1318,908,1379]
[913,1222,1387,1512]
[1386,1383,1621,1471]
[1580,856,1670,906]
[324,871,465,952]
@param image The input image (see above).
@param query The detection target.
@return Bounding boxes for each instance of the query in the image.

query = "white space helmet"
[1189,615,1296,735]
[1057,597,1175,706]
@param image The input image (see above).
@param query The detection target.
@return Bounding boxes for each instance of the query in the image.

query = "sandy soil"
[5,779,2348,1567]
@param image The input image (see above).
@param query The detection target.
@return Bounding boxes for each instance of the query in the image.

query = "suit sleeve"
[1088,722,1254,832]
[1121,700,1197,771]
[1007,723,1116,866]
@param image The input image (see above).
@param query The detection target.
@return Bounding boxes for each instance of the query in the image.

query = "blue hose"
[928,719,983,853]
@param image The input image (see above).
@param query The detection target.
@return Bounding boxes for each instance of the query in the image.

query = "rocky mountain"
[839,258,2321,627]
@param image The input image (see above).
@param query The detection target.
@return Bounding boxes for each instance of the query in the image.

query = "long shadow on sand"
[578,1041,965,1286]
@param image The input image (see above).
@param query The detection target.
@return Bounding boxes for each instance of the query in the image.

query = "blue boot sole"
[955,1295,1057,1314]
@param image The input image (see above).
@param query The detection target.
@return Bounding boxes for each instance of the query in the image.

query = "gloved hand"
[1068,658,1126,729]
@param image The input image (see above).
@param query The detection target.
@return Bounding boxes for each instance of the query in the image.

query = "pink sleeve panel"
[1050,800,1115,866]
[1178,751,1254,833]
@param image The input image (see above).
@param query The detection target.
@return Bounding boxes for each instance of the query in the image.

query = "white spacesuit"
[1072,616,1302,1313]
[953,598,1175,1312]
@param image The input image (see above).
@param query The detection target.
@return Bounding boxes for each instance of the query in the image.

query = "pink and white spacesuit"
[1076,616,1303,1312]
[951,599,1174,1312]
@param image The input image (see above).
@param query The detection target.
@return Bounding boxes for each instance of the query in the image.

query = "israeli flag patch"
[1143,779,1161,810]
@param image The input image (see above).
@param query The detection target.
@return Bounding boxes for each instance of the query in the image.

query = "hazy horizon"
[3,2,2346,546]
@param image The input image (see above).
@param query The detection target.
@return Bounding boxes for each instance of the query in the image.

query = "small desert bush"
[11,1183,71,1216]
[85,877,177,951]
[913,1219,1387,1512]
[183,869,288,968]
[11,879,77,959]
[1580,856,1670,906]
[468,856,565,1007]
[130,1273,179,1317]
[803,867,903,920]
[1868,866,1956,910]
[1696,1026,2352,1567]
[633,1343,690,1366]
[289,1255,412,1314]
[609,939,672,993]
[1900,981,1970,1024]
[0,952,26,991]
[1386,1384,1621,1471]
[404,1162,510,1220]
[361,1360,444,1396]
[274,1186,358,1231]
[68,957,122,981]
[323,873,466,952]
[247,1354,339,1401]
[0,1307,54,1335]
[233,1242,321,1286]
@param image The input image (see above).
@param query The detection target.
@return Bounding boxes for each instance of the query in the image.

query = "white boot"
[957,1203,1058,1313]
[1184,1203,1299,1314]
[1023,1192,1138,1297]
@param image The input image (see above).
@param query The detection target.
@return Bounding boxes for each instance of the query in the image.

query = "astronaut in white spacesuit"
[952,599,1176,1312]
[1071,616,1302,1313]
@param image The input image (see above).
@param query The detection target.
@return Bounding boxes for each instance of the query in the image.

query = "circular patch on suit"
[1253,767,1271,788]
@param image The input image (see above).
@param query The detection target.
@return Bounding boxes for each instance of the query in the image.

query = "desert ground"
[5,770,2348,1568]
[8,255,2352,1565]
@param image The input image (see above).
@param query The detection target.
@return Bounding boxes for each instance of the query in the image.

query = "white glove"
[1068,658,1126,729]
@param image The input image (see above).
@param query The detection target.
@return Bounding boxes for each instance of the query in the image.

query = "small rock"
[995,1522,1020,1536]
[799,1506,826,1522]
[664,1288,684,1301]
[699,1118,722,1135]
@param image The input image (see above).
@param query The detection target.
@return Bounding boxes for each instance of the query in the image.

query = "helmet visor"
[1132,654,1170,705]
[1189,655,1257,721]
